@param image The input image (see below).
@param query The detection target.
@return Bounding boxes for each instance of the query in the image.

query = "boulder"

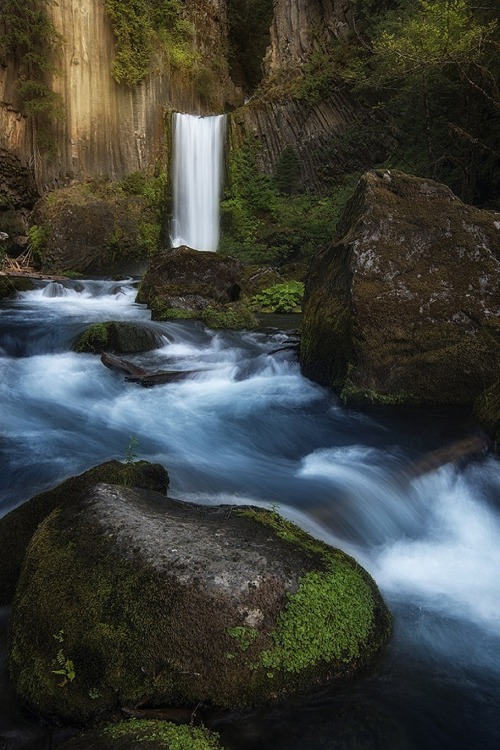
[9,485,391,723]
[32,182,160,276]
[0,275,34,300]
[136,246,258,329]
[301,170,500,405]
[73,321,163,354]
[0,460,169,605]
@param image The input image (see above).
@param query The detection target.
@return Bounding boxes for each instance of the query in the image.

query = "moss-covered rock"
[57,719,223,750]
[0,460,169,605]
[32,181,161,276]
[9,486,391,723]
[0,274,35,299]
[73,321,163,354]
[137,246,258,329]
[301,170,500,405]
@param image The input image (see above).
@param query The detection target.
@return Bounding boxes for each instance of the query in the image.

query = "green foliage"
[221,138,358,265]
[125,436,139,464]
[27,224,48,263]
[103,719,222,749]
[353,0,500,202]
[372,0,496,75]
[105,0,197,86]
[274,146,301,195]
[0,0,64,150]
[51,630,76,686]
[251,281,304,313]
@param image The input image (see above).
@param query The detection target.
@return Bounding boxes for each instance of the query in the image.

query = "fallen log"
[101,351,203,387]
[126,369,201,387]
[100,351,148,379]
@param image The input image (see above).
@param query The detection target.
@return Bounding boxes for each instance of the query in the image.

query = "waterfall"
[170,113,227,252]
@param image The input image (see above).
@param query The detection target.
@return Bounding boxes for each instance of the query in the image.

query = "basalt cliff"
[0,0,374,202]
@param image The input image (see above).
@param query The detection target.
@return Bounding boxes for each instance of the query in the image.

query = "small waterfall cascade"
[170,113,227,252]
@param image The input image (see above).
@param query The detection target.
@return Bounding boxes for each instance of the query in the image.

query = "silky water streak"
[170,113,227,252]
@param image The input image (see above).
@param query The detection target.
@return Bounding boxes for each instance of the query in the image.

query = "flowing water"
[1,279,500,749]
[170,113,226,252]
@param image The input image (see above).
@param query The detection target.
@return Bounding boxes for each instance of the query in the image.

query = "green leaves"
[372,0,496,78]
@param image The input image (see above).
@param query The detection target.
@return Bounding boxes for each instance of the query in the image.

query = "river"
[1,278,499,749]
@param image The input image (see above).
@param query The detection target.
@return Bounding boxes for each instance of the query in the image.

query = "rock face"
[136,245,258,328]
[0,0,240,190]
[9,483,391,722]
[0,460,169,605]
[301,170,500,405]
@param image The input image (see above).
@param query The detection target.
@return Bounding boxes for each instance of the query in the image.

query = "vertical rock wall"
[1,0,240,191]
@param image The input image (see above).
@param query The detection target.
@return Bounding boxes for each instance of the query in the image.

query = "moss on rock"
[301,170,500,405]
[32,180,161,276]
[0,460,169,605]
[137,246,258,329]
[0,275,35,299]
[73,321,162,354]
[58,719,222,749]
[9,488,391,723]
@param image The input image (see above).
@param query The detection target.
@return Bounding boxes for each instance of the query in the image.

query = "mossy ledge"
[9,488,391,724]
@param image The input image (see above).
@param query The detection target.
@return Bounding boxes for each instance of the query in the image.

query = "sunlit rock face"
[0,0,240,189]
[301,169,500,405]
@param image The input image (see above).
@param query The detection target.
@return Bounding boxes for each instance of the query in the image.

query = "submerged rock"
[136,246,258,329]
[0,460,169,605]
[9,484,391,723]
[301,170,500,405]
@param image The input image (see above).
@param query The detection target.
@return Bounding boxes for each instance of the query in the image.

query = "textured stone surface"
[301,169,500,405]
[9,482,391,721]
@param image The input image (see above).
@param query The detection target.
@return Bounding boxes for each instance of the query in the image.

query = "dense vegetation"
[294,0,500,206]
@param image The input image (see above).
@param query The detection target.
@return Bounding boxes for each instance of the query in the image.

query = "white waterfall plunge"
[170,113,227,252]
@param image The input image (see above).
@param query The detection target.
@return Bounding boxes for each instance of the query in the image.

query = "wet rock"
[301,170,500,405]
[136,246,258,329]
[9,485,391,723]
[0,461,169,605]
[474,381,500,444]
[73,321,163,354]
[0,275,34,299]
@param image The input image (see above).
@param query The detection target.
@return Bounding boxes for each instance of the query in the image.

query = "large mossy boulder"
[9,485,391,723]
[72,321,163,354]
[301,169,500,405]
[0,460,169,605]
[32,181,159,276]
[136,246,258,329]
